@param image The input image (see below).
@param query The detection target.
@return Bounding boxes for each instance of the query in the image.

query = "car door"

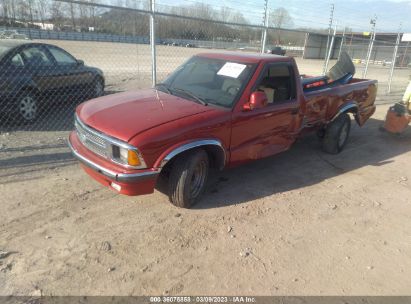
[20,45,56,99]
[47,45,93,98]
[230,62,301,165]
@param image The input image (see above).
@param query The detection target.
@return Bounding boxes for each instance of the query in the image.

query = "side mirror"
[77,59,84,66]
[243,91,268,111]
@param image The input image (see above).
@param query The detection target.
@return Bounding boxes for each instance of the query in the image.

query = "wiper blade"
[171,88,208,106]
[155,83,172,94]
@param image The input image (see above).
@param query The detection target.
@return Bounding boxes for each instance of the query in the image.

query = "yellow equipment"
[383,80,411,134]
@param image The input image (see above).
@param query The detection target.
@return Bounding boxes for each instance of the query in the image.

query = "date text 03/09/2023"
[149,296,257,303]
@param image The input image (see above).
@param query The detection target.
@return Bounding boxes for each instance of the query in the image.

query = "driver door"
[230,62,301,166]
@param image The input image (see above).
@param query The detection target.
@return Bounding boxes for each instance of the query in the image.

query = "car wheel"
[93,78,104,98]
[168,149,209,208]
[322,113,351,154]
[18,92,38,123]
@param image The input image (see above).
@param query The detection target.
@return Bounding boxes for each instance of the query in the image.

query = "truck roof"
[196,51,291,64]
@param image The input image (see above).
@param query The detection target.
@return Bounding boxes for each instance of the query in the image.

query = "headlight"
[112,145,145,168]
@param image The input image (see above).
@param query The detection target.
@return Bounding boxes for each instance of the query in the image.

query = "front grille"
[75,118,109,158]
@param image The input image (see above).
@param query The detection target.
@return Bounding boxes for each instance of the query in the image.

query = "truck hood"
[77,89,213,142]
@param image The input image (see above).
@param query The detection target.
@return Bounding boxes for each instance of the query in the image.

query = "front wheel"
[168,149,209,208]
[321,113,351,154]
[17,92,38,123]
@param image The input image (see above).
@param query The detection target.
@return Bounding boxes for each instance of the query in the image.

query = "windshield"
[160,56,256,108]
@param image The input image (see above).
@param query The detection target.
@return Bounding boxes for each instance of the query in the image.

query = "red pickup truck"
[68,52,377,208]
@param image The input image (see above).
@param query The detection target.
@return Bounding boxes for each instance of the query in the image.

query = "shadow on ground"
[0,151,74,170]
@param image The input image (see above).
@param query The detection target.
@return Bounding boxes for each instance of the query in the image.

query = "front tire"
[322,113,351,154]
[17,92,38,123]
[168,149,209,208]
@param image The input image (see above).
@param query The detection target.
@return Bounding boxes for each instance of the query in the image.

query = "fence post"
[363,31,375,78]
[388,32,401,93]
[363,17,377,78]
[323,4,335,74]
[302,32,309,59]
[150,0,157,87]
[261,28,267,54]
[261,0,269,54]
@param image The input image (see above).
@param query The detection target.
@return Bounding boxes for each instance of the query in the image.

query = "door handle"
[291,108,299,115]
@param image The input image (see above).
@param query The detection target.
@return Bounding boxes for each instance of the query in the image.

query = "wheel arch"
[94,74,105,85]
[20,85,40,93]
[16,85,41,102]
[157,139,227,171]
[16,77,40,95]
[331,101,360,125]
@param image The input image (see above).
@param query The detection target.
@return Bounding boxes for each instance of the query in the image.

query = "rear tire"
[322,113,351,154]
[168,149,209,208]
[92,78,104,98]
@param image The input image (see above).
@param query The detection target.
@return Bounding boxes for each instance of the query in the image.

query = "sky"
[153,0,411,33]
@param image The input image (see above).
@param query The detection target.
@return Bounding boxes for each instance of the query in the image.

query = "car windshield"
[160,56,256,108]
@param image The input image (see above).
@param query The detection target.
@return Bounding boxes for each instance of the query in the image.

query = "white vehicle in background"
[0,30,29,40]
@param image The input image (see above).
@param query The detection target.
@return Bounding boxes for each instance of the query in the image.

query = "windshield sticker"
[217,62,247,78]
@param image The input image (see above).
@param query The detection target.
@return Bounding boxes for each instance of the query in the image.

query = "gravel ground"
[1,41,411,296]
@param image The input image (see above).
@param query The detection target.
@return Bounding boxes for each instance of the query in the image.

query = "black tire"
[92,78,104,98]
[17,91,38,123]
[322,113,351,154]
[168,149,209,208]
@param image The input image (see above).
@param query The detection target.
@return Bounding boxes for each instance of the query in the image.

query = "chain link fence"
[341,36,410,94]
[0,0,410,167]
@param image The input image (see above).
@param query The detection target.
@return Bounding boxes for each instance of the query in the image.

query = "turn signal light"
[128,150,141,166]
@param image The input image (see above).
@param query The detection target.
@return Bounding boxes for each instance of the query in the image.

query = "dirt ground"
[1,104,411,296]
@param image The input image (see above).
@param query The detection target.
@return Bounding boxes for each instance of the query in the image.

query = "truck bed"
[303,78,378,128]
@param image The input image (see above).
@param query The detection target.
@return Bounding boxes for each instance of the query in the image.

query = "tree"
[269,7,293,44]
[69,2,76,28]
[50,0,64,27]
[36,0,49,25]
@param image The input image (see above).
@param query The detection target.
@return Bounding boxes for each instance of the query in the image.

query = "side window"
[256,64,296,104]
[10,54,24,67]
[22,47,52,67]
[48,47,77,65]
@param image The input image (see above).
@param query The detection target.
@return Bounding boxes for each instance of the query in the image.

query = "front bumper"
[68,131,160,196]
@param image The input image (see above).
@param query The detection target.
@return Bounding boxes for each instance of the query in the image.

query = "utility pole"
[150,0,157,86]
[387,24,402,93]
[325,24,337,73]
[323,3,335,74]
[261,0,269,54]
[363,15,377,78]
